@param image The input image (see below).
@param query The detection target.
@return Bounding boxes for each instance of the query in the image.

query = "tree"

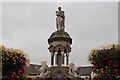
[1,45,28,80]
[88,44,120,80]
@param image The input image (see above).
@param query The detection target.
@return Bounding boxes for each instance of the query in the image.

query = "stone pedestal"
[48,30,72,67]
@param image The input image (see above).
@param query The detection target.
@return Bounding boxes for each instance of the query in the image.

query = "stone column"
[54,52,58,66]
[66,53,69,66]
[64,53,66,66]
[53,53,56,66]
[51,53,54,66]
[61,51,64,66]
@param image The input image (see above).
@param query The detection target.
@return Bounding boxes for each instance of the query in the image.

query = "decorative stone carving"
[69,63,78,77]
[56,7,65,31]
[35,64,50,78]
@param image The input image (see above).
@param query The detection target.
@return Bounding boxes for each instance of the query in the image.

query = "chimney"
[41,61,46,65]
[25,59,30,66]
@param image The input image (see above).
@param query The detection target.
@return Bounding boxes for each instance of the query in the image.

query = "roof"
[49,30,71,38]
[78,66,93,76]
[24,64,41,75]
[48,30,72,44]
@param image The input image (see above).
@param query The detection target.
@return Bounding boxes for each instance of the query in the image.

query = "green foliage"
[88,44,120,80]
[1,45,27,80]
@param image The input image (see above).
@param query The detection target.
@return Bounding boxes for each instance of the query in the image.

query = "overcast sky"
[2,2,118,66]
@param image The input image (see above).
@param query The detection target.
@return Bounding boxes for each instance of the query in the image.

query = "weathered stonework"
[46,7,80,79]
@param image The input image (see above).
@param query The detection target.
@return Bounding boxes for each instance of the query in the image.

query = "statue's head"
[58,7,61,11]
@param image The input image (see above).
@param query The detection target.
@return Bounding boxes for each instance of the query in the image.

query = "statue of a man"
[56,7,65,31]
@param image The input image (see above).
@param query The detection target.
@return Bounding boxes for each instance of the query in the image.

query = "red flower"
[114,64,118,67]
[109,76,112,78]
[94,76,98,79]
[116,73,119,76]
[93,69,96,73]
[12,72,15,74]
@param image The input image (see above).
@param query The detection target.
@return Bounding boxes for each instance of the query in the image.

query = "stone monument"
[24,7,93,80]
[48,7,72,67]
[47,7,79,79]
[34,7,80,80]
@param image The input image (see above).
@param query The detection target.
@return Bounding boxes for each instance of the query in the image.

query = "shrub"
[1,45,27,80]
[88,44,120,80]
